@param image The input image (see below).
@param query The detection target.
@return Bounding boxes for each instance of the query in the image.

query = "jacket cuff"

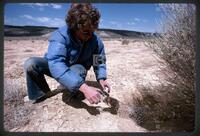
[76,80,85,92]
[97,77,107,82]
[57,74,85,93]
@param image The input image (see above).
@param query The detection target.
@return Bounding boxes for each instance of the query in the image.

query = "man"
[23,3,110,104]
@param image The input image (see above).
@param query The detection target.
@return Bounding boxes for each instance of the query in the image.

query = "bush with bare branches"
[133,4,196,132]
[121,39,130,45]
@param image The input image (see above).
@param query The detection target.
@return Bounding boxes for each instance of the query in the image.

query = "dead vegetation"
[4,67,31,130]
[4,103,33,131]
[4,4,196,132]
[132,4,196,132]
[121,39,130,45]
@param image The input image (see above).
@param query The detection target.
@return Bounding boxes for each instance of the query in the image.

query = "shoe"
[45,91,54,98]
[24,96,45,104]
[24,96,31,102]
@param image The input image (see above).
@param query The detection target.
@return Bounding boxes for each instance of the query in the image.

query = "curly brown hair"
[65,3,100,31]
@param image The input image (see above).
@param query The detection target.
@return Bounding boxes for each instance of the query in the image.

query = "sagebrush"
[133,4,196,132]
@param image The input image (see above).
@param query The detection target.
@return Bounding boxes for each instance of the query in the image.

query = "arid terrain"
[4,28,191,132]
[4,4,196,132]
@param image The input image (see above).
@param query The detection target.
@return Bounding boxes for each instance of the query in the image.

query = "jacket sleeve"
[93,36,107,81]
[47,31,84,92]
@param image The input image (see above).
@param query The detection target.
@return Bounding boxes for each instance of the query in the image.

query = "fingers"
[93,93,101,104]
[89,97,98,104]
[85,86,106,104]
[100,80,111,93]
[88,98,93,104]
[106,85,111,93]
[93,97,99,104]
[101,85,105,90]
[103,84,111,93]
[96,92,101,100]
[89,93,101,104]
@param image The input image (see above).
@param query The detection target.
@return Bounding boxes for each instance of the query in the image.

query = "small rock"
[33,111,37,115]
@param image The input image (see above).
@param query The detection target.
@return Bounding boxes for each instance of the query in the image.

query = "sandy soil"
[4,36,164,132]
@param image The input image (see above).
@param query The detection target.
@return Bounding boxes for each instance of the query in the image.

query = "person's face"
[75,27,94,42]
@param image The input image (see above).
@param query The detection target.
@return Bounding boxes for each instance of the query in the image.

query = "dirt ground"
[4,36,165,132]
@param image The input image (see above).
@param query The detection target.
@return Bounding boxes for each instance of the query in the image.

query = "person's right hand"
[79,83,101,104]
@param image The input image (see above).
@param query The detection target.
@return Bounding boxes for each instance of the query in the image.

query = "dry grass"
[121,39,130,45]
[4,78,26,105]
[132,4,196,132]
[4,76,32,131]
[4,57,60,131]
[4,103,33,131]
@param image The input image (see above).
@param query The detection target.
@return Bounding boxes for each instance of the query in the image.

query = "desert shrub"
[132,4,196,132]
[4,103,33,131]
[121,39,130,45]
[4,77,32,131]
[4,78,27,105]
[151,4,196,90]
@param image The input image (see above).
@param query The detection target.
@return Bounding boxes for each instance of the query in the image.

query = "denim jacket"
[44,25,107,92]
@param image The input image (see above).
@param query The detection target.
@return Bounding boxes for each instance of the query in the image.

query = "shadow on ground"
[61,80,120,116]
[33,89,63,104]
[130,87,195,132]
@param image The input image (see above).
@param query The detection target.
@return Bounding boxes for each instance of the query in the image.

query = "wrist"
[79,83,89,93]
[98,79,105,83]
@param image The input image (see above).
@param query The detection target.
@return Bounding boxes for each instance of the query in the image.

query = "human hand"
[79,83,101,104]
[99,79,111,93]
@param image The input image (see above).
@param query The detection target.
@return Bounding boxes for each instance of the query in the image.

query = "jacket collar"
[67,28,84,48]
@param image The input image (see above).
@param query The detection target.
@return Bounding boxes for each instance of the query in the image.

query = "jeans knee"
[23,57,37,73]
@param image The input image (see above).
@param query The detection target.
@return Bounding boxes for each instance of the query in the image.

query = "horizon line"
[4,24,155,33]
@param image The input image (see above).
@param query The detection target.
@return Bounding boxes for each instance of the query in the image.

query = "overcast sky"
[4,3,163,33]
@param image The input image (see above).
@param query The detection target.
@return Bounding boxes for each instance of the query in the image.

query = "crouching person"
[23,3,110,104]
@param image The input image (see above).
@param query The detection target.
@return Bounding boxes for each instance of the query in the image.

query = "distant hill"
[4,25,156,38]
[4,25,57,37]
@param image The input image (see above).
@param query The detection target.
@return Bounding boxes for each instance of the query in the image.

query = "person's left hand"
[99,79,111,93]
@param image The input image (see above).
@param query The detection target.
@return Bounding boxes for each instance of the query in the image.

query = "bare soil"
[4,37,169,132]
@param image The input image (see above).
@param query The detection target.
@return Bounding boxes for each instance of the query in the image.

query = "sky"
[4,3,162,33]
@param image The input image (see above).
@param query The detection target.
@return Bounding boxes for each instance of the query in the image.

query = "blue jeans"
[23,57,87,100]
